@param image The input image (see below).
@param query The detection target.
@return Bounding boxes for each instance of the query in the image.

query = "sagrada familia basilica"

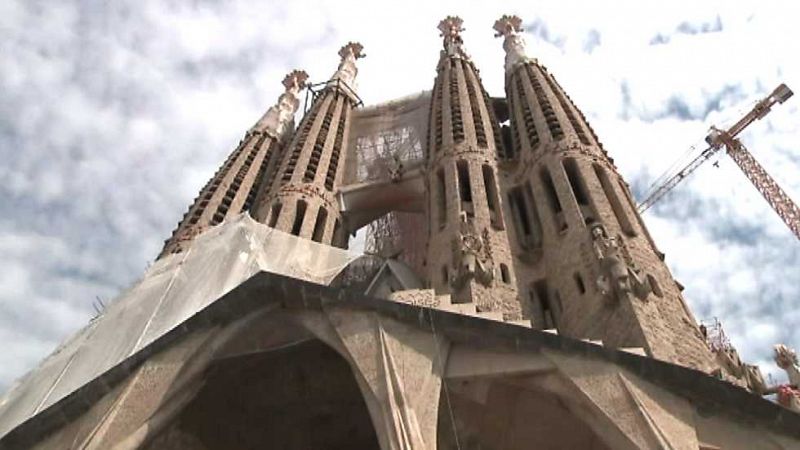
[0,14,798,450]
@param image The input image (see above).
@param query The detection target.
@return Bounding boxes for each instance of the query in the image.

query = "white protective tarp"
[344,90,430,185]
[0,214,360,438]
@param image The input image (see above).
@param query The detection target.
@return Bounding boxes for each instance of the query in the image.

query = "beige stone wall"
[424,52,521,319]
[253,89,353,248]
[501,59,717,371]
[159,132,282,258]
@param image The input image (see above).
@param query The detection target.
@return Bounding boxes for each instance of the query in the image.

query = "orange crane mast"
[637,83,800,240]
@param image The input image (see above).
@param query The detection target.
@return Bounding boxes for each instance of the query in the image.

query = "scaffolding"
[345,92,431,278]
[701,317,733,353]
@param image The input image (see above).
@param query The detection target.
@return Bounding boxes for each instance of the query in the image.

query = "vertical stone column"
[494,15,716,371]
[159,70,308,259]
[424,17,521,319]
[253,43,364,249]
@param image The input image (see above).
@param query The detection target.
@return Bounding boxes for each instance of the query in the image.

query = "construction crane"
[637,83,800,240]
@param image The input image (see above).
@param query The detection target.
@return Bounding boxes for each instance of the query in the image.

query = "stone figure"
[450,212,494,288]
[438,16,468,59]
[492,14,531,71]
[251,69,309,139]
[590,224,651,303]
[774,344,800,412]
[331,42,365,91]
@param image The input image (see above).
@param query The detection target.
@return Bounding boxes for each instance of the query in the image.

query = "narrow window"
[291,200,307,236]
[311,207,328,242]
[508,188,532,242]
[593,164,636,236]
[332,219,343,248]
[456,161,473,216]
[540,168,567,232]
[500,264,510,284]
[268,202,282,228]
[524,182,544,245]
[563,158,589,205]
[532,279,556,329]
[482,165,502,228]
[436,168,447,229]
[574,272,586,294]
[563,158,596,224]
[442,265,449,286]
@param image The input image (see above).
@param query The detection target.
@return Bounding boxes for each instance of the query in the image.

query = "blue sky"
[0,0,798,389]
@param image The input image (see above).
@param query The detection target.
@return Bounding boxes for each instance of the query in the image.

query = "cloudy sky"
[1,0,798,390]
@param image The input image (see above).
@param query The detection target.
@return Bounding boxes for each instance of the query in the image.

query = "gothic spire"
[438,16,469,60]
[329,41,365,95]
[250,69,309,139]
[493,14,533,71]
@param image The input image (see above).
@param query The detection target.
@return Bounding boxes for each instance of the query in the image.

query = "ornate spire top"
[438,16,469,59]
[493,14,533,71]
[330,41,365,93]
[250,69,309,139]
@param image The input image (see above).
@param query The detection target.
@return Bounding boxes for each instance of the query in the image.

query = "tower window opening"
[436,168,447,229]
[442,265,449,286]
[482,165,503,228]
[500,264,511,284]
[462,61,488,148]
[593,164,636,237]
[268,203,282,228]
[325,101,347,191]
[525,65,564,141]
[332,219,343,249]
[449,65,465,143]
[532,279,557,330]
[540,168,567,233]
[291,200,307,236]
[508,187,532,249]
[563,158,596,224]
[456,161,473,217]
[311,207,328,242]
[574,272,586,294]
[545,73,590,145]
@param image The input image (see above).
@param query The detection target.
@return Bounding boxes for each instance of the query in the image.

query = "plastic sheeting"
[343,91,430,185]
[0,214,360,438]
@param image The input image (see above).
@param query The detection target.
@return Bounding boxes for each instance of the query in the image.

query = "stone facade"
[252,43,365,248]
[493,15,717,371]
[158,70,308,258]
[424,17,520,319]
[158,16,745,377]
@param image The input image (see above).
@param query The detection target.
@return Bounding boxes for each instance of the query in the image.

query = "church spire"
[158,70,306,259]
[438,16,469,60]
[249,69,308,139]
[329,42,365,94]
[253,44,363,247]
[493,14,533,72]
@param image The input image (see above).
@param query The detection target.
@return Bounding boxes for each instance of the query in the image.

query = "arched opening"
[153,339,380,450]
[437,378,611,450]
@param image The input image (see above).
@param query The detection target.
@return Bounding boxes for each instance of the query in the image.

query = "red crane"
[637,83,800,240]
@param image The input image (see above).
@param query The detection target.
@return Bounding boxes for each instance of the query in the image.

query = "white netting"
[0,214,360,438]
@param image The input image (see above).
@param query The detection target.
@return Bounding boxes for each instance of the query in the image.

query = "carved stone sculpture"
[331,42,365,92]
[438,16,468,59]
[774,344,800,412]
[450,213,494,288]
[590,224,651,303]
[250,69,309,139]
[492,14,531,71]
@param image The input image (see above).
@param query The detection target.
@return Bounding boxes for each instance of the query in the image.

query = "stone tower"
[494,15,715,370]
[425,17,520,318]
[253,43,365,248]
[159,70,308,258]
